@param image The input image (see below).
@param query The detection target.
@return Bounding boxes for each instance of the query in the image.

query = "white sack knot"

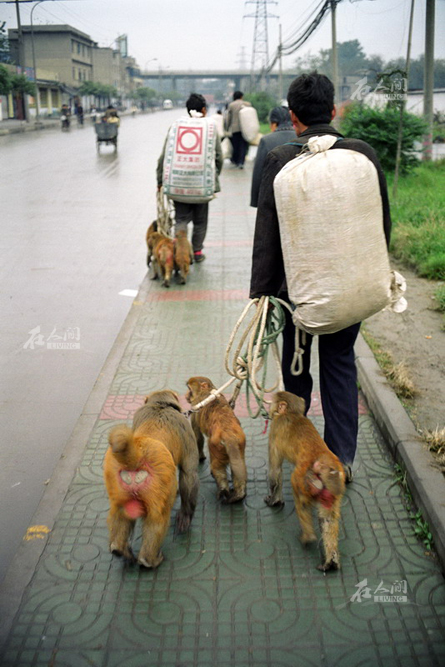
[307,135,338,154]
[389,270,408,313]
[189,110,204,118]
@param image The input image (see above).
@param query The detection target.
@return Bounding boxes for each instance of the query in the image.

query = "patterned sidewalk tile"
[2,165,444,666]
[99,391,368,421]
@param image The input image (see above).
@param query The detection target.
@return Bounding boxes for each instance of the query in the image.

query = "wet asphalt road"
[0,109,182,584]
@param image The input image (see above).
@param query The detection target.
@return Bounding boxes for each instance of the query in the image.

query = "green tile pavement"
[1,164,444,666]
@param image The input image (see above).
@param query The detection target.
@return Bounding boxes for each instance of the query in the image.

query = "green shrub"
[0,63,11,95]
[10,73,35,96]
[340,103,427,174]
[244,91,278,124]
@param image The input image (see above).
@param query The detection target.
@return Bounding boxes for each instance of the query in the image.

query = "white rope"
[187,297,305,417]
[275,297,305,376]
[156,187,174,238]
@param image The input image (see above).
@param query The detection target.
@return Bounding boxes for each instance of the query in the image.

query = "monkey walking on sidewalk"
[265,391,345,572]
[186,376,247,504]
[105,390,199,568]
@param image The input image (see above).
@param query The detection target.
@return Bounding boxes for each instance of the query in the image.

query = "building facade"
[6,24,141,118]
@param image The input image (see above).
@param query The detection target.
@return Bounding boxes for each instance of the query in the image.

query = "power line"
[265,0,342,73]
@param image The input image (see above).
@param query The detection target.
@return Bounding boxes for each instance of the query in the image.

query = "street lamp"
[144,57,158,72]
[30,0,43,124]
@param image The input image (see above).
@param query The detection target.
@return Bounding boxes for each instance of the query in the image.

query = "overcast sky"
[1,0,444,72]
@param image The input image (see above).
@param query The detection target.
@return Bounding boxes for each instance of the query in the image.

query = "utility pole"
[331,0,340,111]
[14,0,29,121]
[393,0,416,198]
[278,23,283,101]
[31,0,43,125]
[423,0,435,161]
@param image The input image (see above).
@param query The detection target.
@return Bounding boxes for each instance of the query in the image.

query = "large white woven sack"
[274,135,397,335]
[239,106,260,143]
[163,116,217,203]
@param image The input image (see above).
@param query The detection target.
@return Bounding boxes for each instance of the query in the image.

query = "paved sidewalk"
[1,161,444,666]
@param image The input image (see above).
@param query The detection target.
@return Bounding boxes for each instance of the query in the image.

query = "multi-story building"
[8,24,95,89]
[91,47,121,92]
[7,24,141,118]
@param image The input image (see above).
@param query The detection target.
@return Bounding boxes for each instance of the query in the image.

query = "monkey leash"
[186,296,306,420]
[156,187,175,237]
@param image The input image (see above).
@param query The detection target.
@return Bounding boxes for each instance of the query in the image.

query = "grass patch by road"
[433,284,445,330]
[387,160,445,280]
[361,327,416,400]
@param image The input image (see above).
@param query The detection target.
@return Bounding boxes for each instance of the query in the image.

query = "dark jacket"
[249,123,392,300]
[250,124,296,207]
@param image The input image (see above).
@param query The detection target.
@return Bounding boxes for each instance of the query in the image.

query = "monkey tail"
[108,425,140,469]
[324,468,345,496]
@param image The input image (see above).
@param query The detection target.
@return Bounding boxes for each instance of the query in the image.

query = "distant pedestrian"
[225,91,251,168]
[250,106,295,207]
[157,93,223,264]
[76,103,84,126]
[104,104,119,120]
[210,109,225,138]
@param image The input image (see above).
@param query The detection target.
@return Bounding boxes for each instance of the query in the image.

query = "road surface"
[0,109,181,584]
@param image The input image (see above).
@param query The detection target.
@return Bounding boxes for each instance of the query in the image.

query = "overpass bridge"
[140,69,285,94]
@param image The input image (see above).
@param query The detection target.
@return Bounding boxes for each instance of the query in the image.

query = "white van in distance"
[163,99,173,110]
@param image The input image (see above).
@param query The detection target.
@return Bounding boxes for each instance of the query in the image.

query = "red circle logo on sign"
[176,126,203,155]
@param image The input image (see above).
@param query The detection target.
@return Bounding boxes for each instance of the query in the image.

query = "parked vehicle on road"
[163,99,173,110]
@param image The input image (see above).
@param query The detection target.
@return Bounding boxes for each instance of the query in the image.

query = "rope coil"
[187,297,305,419]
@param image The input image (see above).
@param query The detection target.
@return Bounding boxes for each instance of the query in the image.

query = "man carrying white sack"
[249,72,392,483]
[157,93,223,263]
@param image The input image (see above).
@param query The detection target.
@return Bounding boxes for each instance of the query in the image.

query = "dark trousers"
[230,132,249,166]
[281,307,361,466]
[174,201,209,253]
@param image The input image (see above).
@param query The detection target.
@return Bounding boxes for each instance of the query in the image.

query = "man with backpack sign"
[157,93,223,263]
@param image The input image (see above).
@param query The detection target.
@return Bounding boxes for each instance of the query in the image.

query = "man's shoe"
[194,251,206,263]
[343,464,353,484]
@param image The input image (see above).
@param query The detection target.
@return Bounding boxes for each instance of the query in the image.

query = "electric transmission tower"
[244,0,278,89]
[236,46,249,71]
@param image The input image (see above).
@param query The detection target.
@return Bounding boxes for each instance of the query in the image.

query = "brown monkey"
[145,220,158,266]
[146,230,175,287]
[186,376,247,503]
[265,391,345,572]
[174,229,194,284]
[104,390,199,568]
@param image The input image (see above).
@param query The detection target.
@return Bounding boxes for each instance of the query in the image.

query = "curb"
[355,333,445,571]
[0,109,158,136]
[0,121,59,136]
[0,276,149,647]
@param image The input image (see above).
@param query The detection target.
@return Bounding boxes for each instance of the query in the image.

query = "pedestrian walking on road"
[225,91,251,169]
[250,105,295,208]
[157,93,223,264]
[249,72,392,481]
